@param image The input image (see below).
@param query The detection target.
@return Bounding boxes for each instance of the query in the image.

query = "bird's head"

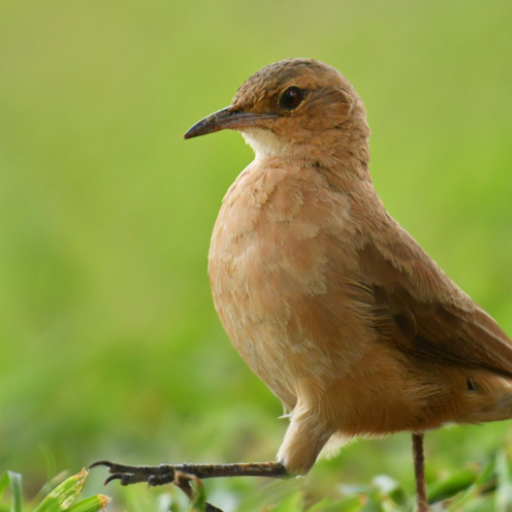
[184,59,370,163]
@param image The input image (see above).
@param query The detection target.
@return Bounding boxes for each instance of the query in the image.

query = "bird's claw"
[89,460,176,487]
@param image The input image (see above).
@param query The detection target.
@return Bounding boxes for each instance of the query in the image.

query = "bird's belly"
[208,204,371,410]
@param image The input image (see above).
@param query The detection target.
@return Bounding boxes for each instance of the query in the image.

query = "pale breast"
[208,161,375,409]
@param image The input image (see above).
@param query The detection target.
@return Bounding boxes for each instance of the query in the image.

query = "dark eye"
[279,86,304,110]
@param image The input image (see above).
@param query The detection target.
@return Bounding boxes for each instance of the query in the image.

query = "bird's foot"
[89,460,182,486]
[89,461,224,511]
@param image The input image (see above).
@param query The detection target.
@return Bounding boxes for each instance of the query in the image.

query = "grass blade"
[67,495,110,512]
[33,470,87,512]
[7,472,22,512]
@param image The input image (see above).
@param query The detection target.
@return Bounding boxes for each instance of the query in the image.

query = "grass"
[0,470,109,512]
[4,453,512,512]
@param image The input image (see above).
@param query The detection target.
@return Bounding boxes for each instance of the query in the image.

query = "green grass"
[0,470,109,512]
[4,454,512,512]
[0,0,512,510]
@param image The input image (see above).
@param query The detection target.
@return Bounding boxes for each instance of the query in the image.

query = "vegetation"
[0,470,108,512]
[0,0,511,510]
[4,456,512,512]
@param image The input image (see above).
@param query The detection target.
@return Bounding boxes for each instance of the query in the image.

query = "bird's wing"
[356,213,512,379]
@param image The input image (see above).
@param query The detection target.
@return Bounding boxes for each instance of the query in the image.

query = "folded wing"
[357,218,512,379]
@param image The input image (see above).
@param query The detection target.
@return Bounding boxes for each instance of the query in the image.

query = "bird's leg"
[412,432,429,512]
[276,405,333,475]
[90,459,287,512]
[89,460,287,486]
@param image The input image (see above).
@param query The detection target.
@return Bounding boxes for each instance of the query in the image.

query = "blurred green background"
[1,0,511,508]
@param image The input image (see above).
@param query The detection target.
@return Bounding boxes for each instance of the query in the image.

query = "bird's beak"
[184,106,278,139]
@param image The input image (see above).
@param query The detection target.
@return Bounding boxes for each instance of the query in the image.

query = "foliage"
[5,453,512,511]
[0,471,109,512]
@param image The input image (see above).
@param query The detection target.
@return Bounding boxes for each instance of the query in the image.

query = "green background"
[1,0,511,507]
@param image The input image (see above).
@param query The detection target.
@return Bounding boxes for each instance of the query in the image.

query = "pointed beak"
[184,106,278,139]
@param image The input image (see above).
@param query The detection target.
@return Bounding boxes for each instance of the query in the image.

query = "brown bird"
[92,59,512,512]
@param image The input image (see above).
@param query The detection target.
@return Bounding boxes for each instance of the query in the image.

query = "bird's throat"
[241,128,289,159]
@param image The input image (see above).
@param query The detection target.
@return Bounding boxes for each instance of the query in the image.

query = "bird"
[92,58,512,512]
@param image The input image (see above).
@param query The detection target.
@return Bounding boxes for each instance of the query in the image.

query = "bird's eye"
[279,86,304,110]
